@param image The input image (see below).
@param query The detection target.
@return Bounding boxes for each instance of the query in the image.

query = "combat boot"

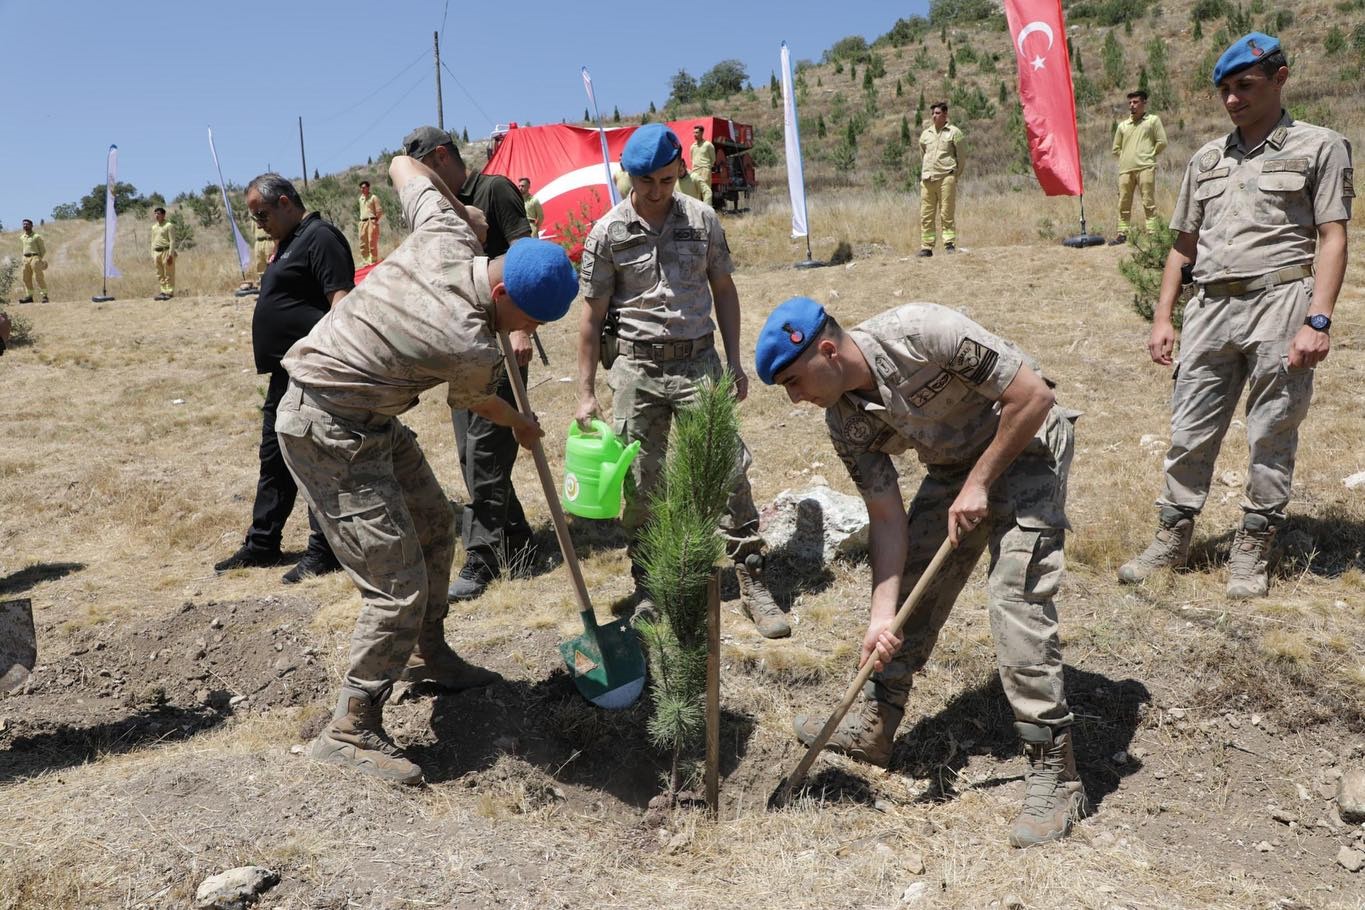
[735,554,790,639]
[1226,512,1276,600]
[1117,506,1194,583]
[311,688,423,785]
[401,623,501,692]
[792,698,904,768]
[1009,722,1090,848]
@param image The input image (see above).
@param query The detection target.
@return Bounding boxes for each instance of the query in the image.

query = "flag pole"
[781,41,826,270]
[92,144,118,302]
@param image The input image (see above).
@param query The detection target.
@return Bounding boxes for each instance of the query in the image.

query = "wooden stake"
[704,570,721,816]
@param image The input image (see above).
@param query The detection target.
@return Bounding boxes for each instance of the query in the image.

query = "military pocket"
[327,489,420,584]
[1257,163,1313,225]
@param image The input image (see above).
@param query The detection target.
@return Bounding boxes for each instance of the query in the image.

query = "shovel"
[498,333,646,710]
[0,598,36,693]
[772,535,957,807]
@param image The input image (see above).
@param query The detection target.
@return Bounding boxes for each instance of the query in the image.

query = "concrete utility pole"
[434,31,445,130]
[298,117,309,190]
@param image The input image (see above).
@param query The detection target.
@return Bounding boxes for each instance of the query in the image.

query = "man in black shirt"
[214,173,355,583]
[401,126,538,601]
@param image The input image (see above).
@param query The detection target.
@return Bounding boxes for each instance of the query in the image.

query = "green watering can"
[562,419,641,520]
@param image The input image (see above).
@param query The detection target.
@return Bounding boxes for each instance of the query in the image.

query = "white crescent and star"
[1016,20,1054,71]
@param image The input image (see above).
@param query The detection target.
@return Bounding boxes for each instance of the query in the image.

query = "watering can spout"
[602,439,642,499]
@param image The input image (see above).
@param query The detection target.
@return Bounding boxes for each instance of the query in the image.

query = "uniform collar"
[620,194,682,235]
[1224,109,1293,153]
[843,330,893,413]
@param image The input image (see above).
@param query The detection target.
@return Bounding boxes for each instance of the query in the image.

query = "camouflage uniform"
[1162,112,1353,520]
[827,304,1078,729]
[277,175,496,700]
[580,192,762,561]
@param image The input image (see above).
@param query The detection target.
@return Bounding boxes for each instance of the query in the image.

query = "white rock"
[194,867,279,910]
[1338,770,1365,823]
[1343,471,1365,490]
[901,881,931,904]
[172,398,187,405]
[1254,840,1274,852]
[760,485,870,564]
[904,851,926,875]
[1139,434,1163,448]
[1220,470,1243,487]
[1337,846,1364,873]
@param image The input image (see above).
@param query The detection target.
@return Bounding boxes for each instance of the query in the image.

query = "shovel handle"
[780,535,957,803]
[498,333,597,622]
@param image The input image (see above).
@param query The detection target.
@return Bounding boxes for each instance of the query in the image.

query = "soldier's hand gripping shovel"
[771,535,957,808]
[0,598,37,694]
[498,333,646,710]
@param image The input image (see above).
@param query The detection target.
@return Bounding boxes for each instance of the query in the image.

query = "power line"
[439,0,450,40]
[441,60,497,132]
[331,68,430,158]
[315,47,428,125]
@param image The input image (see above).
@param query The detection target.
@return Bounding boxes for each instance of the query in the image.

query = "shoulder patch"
[1343,168,1355,199]
[1196,166,1229,183]
[842,414,875,447]
[1262,157,1310,174]
[909,371,953,408]
[873,353,903,386]
[1198,149,1221,172]
[607,221,629,244]
[673,227,706,242]
[947,338,1000,386]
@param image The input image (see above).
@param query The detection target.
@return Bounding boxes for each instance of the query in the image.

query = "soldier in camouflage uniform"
[1119,33,1352,599]
[275,155,579,785]
[575,123,787,638]
[757,296,1087,848]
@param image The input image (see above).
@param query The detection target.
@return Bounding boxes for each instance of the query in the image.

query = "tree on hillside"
[824,35,870,64]
[929,0,998,26]
[698,59,746,99]
[1102,31,1125,89]
[879,15,930,47]
[668,69,698,105]
[60,181,149,221]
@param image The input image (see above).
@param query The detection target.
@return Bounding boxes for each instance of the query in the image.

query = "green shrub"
[1325,26,1346,55]
[1119,220,1191,328]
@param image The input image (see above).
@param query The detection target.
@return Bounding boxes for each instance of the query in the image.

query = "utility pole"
[434,30,445,130]
[298,116,309,190]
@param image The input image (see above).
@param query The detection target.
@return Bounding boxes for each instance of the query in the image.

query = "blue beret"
[1213,32,1280,86]
[756,297,829,385]
[503,239,578,322]
[621,123,683,176]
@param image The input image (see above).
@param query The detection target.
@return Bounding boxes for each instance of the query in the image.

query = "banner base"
[90,295,116,302]
[1062,233,1106,249]
[234,287,260,298]
[794,259,828,270]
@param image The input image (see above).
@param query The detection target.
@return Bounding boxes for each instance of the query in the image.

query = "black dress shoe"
[214,544,287,572]
[917,249,933,258]
[282,549,343,584]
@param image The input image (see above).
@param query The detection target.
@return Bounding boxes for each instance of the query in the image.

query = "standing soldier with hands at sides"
[357,180,382,266]
[918,102,965,257]
[689,124,716,206]
[17,219,48,304]
[519,178,543,236]
[1119,33,1352,599]
[575,123,787,639]
[1109,89,1168,245]
[149,207,177,301]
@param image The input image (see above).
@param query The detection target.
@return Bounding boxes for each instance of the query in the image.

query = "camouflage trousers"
[869,406,1079,731]
[1160,277,1315,520]
[275,382,455,701]
[607,346,764,563]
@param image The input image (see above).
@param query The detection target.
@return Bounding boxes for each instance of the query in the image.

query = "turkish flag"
[1004,0,1083,196]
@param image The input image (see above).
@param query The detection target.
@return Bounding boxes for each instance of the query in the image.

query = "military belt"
[153,247,169,252]
[624,333,714,362]
[22,253,38,257]
[359,217,373,221]
[1200,264,1313,298]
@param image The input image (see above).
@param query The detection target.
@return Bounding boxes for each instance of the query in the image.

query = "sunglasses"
[249,207,272,225]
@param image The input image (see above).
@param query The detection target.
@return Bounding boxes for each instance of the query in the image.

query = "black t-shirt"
[458,170,532,258]
[252,212,355,374]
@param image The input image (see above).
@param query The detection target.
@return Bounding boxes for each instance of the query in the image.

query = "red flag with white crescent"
[1004,0,1083,196]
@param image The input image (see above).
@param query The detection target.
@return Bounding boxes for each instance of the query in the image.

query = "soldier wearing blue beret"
[757,297,1087,848]
[1120,33,1353,599]
[575,123,788,638]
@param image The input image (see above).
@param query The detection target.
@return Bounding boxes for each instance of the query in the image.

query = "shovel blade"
[559,616,646,710]
[0,598,36,693]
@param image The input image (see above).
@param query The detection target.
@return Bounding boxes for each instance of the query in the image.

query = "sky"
[0,0,929,230]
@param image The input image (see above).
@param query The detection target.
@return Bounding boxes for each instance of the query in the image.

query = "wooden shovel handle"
[497,332,595,621]
[780,535,957,801]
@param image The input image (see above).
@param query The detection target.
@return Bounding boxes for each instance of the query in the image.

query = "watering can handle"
[498,333,598,630]
[567,418,616,440]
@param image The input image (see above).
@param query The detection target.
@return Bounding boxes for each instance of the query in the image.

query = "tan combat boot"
[736,554,790,639]
[311,688,424,785]
[401,624,501,692]
[1117,506,1195,583]
[792,698,904,768]
[1009,723,1090,848]
[1226,513,1275,600]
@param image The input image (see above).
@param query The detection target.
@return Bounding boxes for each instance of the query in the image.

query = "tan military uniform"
[276,175,492,702]
[580,193,761,560]
[522,193,544,235]
[828,303,1078,728]
[251,226,272,282]
[19,230,47,301]
[149,220,176,295]
[357,191,382,266]
[614,169,705,201]
[1161,112,1353,519]
[1112,113,1168,234]
[689,138,716,205]
[919,123,965,248]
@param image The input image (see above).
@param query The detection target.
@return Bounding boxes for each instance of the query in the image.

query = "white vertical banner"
[780,42,810,239]
[207,127,253,273]
[103,145,122,278]
[581,66,621,206]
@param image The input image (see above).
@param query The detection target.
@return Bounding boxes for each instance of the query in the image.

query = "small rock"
[1254,840,1274,853]
[1153,769,1168,780]
[1251,714,1262,727]
[187,644,207,661]
[1343,471,1365,490]
[229,695,247,708]
[195,688,213,705]
[210,617,224,630]
[171,398,186,406]
[759,485,870,563]
[1337,846,1365,873]
[1220,470,1244,487]
[1167,707,1187,720]
[1338,770,1365,823]
[1296,784,1311,802]
[194,866,279,909]
[1111,750,1129,765]
[901,881,931,904]
[903,851,926,875]
[289,744,305,755]
[1091,831,1116,849]
[1139,434,1162,448]
[1270,808,1294,825]
[664,830,692,854]
[1003,894,1025,910]
[273,655,299,677]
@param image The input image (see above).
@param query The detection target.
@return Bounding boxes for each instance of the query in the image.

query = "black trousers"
[451,364,532,572]
[247,368,333,558]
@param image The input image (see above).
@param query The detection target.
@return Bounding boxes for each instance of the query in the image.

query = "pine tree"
[649,100,657,113]
[1138,65,1150,95]
[1102,31,1124,89]
[998,81,1008,105]
[915,108,923,129]
[817,113,827,139]
[918,88,925,110]
[613,105,621,123]
[462,127,470,143]
[900,114,911,144]
[896,78,903,98]
[584,108,590,122]
[863,68,874,91]
[846,119,858,148]
[1193,18,1203,40]
[948,56,957,79]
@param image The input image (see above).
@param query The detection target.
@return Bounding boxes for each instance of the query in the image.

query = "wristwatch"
[1305,314,1332,332]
